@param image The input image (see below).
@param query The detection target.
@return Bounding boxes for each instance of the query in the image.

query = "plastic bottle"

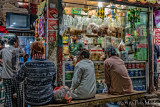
[99,80,104,93]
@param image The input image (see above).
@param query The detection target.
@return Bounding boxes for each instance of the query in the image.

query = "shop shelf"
[65,71,74,73]
[125,61,146,63]
[85,34,98,37]
[93,61,104,63]
[96,78,105,80]
[65,80,72,82]
[127,68,145,70]
[130,76,145,79]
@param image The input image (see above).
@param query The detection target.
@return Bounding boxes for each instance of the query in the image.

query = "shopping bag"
[54,86,72,104]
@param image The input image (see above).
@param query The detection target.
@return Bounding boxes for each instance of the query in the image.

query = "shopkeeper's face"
[73,36,78,42]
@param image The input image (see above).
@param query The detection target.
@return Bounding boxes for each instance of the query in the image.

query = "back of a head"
[105,45,117,56]
[8,37,17,46]
[30,41,45,55]
[0,40,5,46]
[79,48,90,59]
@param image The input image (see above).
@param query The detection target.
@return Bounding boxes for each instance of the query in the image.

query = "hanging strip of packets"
[128,8,141,29]
[97,7,105,19]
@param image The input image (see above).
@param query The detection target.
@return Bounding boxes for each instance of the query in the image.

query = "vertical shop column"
[47,0,63,86]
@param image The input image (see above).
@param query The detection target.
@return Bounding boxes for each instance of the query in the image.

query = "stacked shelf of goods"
[125,61,146,91]
[94,61,106,94]
[63,61,74,88]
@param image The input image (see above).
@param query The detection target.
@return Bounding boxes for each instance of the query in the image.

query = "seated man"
[71,48,96,99]
[104,46,133,95]
[14,41,56,106]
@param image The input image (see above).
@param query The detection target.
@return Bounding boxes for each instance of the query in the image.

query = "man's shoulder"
[24,60,55,67]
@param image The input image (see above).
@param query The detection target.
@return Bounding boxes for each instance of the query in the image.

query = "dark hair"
[105,46,117,56]
[0,40,5,46]
[79,48,90,58]
[8,37,18,46]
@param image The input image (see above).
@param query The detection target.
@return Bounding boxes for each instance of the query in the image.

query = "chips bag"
[118,40,126,51]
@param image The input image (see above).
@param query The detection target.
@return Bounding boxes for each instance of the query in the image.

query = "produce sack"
[118,40,126,51]
[54,86,72,104]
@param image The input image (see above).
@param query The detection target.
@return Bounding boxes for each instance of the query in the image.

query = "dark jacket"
[15,59,56,106]
[154,44,160,64]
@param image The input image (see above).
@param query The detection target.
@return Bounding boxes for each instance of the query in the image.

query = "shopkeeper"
[69,35,83,57]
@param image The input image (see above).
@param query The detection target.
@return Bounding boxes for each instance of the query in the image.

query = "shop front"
[56,0,154,94]
[0,0,156,106]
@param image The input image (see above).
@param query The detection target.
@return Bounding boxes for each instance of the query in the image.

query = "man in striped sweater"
[15,41,57,106]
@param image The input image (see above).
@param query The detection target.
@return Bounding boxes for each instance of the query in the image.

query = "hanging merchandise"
[128,8,141,29]
[37,0,47,16]
[149,0,157,4]
[111,4,117,19]
[128,0,136,2]
[118,40,126,51]
[35,19,39,38]
[97,7,105,19]
[38,16,45,39]
[154,10,160,28]
[139,0,147,4]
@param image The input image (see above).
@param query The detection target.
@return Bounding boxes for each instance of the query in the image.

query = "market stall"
[57,0,155,93]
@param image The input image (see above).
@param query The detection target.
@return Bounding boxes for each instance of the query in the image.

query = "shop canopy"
[66,0,160,7]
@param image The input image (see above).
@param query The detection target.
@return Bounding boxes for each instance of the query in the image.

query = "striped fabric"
[0,80,5,104]
[15,59,56,106]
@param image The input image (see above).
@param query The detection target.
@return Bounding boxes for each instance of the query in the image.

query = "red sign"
[47,19,58,30]
[155,28,160,46]
[47,8,58,19]
[48,31,57,41]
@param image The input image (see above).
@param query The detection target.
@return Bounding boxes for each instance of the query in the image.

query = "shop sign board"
[115,0,158,6]
[47,8,58,19]
[72,8,82,15]
[47,19,58,30]
[48,31,57,42]
[155,28,160,46]
[155,28,160,70]
[154,10,160,28]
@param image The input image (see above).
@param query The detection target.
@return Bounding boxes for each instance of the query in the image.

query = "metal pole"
[57,0,63,86]
[148,7,154,93]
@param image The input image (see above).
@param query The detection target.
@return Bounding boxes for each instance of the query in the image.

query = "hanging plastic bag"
[118,40,126,51]
[54,86,72,104]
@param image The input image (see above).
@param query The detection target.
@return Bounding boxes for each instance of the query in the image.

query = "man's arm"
[104,61,111,91]
[14,64,26,83]
[71,65,83,90]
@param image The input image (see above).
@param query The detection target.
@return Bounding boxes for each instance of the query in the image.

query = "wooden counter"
[34,91,146,107]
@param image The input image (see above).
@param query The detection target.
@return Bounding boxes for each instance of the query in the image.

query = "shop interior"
[61,0,149,93]
[0,0,150,94]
